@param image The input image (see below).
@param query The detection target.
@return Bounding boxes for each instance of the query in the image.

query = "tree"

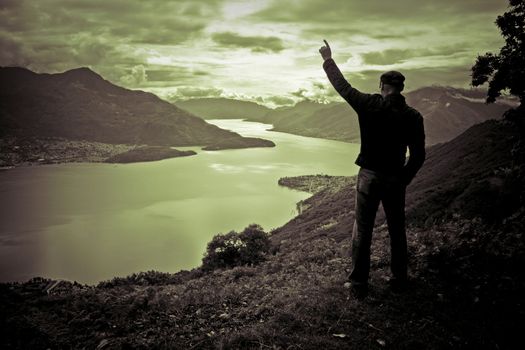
[201,224,271,271]
[471,0,525,109]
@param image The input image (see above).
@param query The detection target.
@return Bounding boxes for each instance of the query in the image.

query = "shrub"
[202,224,271,271]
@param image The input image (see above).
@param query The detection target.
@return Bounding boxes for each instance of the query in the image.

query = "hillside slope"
[0,67,273,150]
[406,87,513,144]
[1,117,524,349]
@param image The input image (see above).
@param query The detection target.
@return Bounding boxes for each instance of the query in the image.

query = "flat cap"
[380,71,405,91]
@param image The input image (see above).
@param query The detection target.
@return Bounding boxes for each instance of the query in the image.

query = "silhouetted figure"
[319,40,426,299]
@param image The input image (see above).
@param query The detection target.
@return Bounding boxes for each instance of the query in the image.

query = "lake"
[0,119,360,284]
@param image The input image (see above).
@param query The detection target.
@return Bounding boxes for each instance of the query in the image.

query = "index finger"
[323,39,330,48]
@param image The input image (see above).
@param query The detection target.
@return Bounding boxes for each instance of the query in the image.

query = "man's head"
[380,71,405,97]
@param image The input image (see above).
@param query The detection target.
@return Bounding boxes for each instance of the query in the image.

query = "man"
[319,40,426,299]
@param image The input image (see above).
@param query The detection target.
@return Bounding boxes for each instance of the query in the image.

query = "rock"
[376,339,386,347]
[332,333,347,338]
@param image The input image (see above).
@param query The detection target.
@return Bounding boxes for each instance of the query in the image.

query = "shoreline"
[0,136,136,168]
[0,135,275,169]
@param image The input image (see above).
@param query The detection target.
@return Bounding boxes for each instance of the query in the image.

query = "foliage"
[471,0,525,105]
[201,224,271,271]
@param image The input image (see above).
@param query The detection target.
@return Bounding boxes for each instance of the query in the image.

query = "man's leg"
[349,170,380,285]
[382,184,408,282]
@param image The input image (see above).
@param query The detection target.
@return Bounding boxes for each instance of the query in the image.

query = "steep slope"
[0,67,272,149]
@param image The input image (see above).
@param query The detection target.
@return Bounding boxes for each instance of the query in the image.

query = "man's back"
[323,57,425,184]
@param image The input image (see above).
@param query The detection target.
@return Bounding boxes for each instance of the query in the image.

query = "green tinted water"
[0,119,359,284]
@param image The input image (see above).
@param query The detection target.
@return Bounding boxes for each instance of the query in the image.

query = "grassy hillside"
[1,118,524,349]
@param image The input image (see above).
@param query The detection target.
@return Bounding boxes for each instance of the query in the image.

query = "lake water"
[0,119,360,284]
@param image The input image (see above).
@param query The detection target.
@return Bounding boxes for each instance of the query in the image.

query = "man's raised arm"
[319,40,373,112]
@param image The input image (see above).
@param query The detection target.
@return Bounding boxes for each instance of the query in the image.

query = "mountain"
[176,87,514,145]
[176,97,361,142]
[250,100,361,142]
[175,98,271,120]
[406,86,514,144]
[0,67,273,149]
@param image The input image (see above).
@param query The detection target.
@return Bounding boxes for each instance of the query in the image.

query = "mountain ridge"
[0,66,275,153]
[176,86,514,145]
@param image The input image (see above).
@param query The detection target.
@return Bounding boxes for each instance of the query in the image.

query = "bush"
[202,224,271,271]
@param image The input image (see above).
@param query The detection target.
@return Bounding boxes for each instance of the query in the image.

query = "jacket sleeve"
[323,58,373,112]
[403,112,426,185]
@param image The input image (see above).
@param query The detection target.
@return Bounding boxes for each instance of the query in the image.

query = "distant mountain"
[0,67,273,150]
[176,87,514,145]
[406,86,514,144]
[176,98,361,142]
[176,98,270,120]
[250,100,361,142]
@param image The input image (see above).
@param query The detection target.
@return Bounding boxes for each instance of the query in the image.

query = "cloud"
[327,65,474,95]
[0,0,222,69]
[0,32,31,67]
[259,95,296,106]
[120,65,148,86]
[289,80,340,103]
[362,49,421,66]
[251,0,506,23]
[211,31,285,53]
[166,86,224,101]
[360,45,471,65]
[0,0,510,104]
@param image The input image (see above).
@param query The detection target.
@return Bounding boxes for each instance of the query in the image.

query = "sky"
[0,0,510,107]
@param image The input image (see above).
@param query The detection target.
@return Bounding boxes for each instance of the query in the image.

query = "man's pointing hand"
[319,39,332,61]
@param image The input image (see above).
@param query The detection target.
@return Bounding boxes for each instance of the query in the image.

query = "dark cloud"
[250,0,508,57]
[0,0,222,75]
[361,45,471,65]
[251,0,506,23]
[362,49,414,65]
[0,32,31,66]
[211,32,284,53]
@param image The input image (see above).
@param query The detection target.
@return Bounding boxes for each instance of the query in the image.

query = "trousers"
[349,167,408,284]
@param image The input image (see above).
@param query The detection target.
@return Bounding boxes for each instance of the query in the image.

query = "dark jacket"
[323,58,426,184]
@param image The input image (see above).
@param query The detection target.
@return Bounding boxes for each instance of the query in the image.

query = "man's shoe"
[345,281,368,300]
